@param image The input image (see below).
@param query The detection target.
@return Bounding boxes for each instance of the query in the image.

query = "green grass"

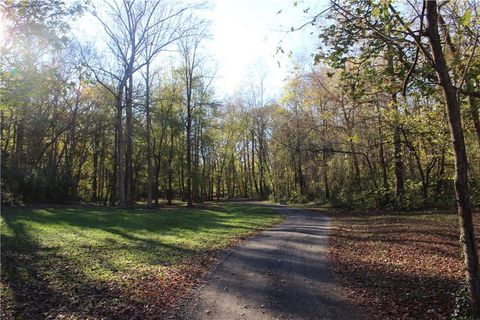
[0,202,282,319]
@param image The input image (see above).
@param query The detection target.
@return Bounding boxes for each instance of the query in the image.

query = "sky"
[69,0,328,100]
[205,0,326,99]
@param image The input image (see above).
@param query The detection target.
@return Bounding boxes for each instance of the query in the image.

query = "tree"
[306,0,480,314]
[422,1,480,313]
[87,0,193,207]
[140,0,193,207]
[178,26,207,207]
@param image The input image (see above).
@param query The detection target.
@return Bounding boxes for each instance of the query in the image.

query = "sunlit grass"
[1,203,282,282]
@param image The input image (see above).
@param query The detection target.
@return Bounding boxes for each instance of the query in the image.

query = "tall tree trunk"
[242,143,249,198]
[231,153,236,197]
[154,110,169,205]
[110,117,118,206]
[251,130,259,196]
[426,1,480,315]
[92,130,99,203]
[201,144,207,201]
[258,129,265,198]
[99,136,106,204]
[246,140,253,197]
[125,74,134,208]
[186,106,193,207]
[392,95,404,206]
[116,88,126,209]
[145,62,153,208]
[179,149,185,201]
[435,147,446,198]
[376,97,389,201]
[167,131,174,205]
[210,175,214,200]
[216,174,221,201]
[386,48,405,206]
[193,124,200,202]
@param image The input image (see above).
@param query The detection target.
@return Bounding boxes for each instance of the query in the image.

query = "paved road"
[177,206,363,320]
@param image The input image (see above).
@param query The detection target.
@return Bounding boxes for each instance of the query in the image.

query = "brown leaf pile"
[327,210,480,320]
[102,251,220,320]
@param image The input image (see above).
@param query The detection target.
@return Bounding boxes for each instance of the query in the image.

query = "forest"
[2,0,480,210]
[1,0,480,319]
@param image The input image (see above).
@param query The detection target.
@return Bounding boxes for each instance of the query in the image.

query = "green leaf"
[461,11,471,26]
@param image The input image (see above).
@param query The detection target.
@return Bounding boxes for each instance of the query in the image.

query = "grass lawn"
[326,209,480,320]
[0,202,282,320]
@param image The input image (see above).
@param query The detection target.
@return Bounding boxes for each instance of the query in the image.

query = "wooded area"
[1,0,480,317]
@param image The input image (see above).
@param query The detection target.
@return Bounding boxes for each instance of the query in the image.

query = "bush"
[1,162,77,205]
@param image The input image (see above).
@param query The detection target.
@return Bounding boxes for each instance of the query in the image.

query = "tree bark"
[386,48,404,206]
[167,131,174,205]
[125,73,134,208]
[186,105,193,207]
[110,115,118,206]
[92,129,99,203]
[251,130,259,196]
[376,98,389,204]
[116,89,126,208]
[145,62,153,208]
[426,1,480,315]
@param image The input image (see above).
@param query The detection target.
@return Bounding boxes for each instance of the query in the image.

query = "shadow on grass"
[1,204,278,319]
[1,218,124,319]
